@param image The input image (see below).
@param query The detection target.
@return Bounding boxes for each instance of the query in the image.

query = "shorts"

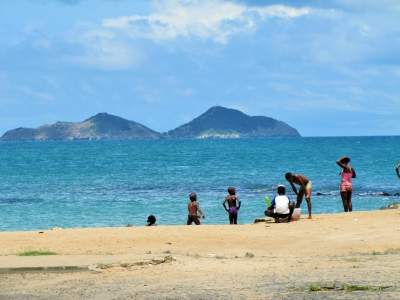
[340,182,353,192]
[299,181,312,191]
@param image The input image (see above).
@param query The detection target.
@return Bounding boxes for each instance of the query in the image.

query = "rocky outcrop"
[0,106,301,141]
[380,202,400,210]
[165,106,300,138]
[0,113,161,141]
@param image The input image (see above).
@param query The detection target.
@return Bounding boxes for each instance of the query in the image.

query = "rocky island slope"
[0,106,300,141]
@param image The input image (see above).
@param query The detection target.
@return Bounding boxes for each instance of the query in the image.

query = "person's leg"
[264,209,273,217]
[305,188,312,219]
[265,209,278,222]
[187,217,192,225]
[233,213,238,225]
[348,191,353,212]
[288,201,295,222]
[229,213,234,224]
[341,192,349,212]
[194,218,201,225]
[296,190,304,208]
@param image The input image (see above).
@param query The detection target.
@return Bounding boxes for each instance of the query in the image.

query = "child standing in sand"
[187,193,205,225]
[222,187,241,225]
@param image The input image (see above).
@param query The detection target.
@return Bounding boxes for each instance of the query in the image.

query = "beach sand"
[1,209,400,299]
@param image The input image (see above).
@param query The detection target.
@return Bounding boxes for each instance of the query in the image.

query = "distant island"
[0,106,300,141]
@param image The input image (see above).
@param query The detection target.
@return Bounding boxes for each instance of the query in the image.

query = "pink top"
[341,169,353,183]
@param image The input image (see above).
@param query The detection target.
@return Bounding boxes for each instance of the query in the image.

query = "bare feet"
[307,215,312,219]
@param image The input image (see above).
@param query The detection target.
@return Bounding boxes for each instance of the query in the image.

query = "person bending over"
[264,185,295,223]
[285,172,312,219]
[222,187,241,225]
[187,193,205,225]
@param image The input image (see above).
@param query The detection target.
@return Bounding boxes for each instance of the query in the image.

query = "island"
[0,106,300,141]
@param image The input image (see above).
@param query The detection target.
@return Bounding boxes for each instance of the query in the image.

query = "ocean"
[0,136,399,231]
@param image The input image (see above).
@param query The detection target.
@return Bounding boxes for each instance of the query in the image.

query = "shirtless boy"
[222,187,241,225]
[285,172,312,219]
[187,193,205,225]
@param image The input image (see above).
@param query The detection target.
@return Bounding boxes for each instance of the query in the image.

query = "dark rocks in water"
[393,193,400,196]
[376,192,391,196]
[316,192,332,196]
[380,202,400,210]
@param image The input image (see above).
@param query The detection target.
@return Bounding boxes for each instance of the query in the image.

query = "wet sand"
[1,209,400,299]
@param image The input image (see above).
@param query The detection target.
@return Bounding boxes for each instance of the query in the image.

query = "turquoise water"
[0,137,399,231]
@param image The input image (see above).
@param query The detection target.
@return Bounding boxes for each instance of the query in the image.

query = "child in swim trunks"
[222,187,241,225]
[187,193,205,225]
[285,172,312,219]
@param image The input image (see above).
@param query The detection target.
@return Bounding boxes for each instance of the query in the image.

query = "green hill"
[165,106,300,138]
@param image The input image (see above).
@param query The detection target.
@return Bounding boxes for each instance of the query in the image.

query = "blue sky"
[1,0,399,137]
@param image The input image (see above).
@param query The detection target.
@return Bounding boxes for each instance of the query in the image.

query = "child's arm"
[236,197,241,210]
[397,163,400,178]
[222,197,229,212]
[196,203,205,218]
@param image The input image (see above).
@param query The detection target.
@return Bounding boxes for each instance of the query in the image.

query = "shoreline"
[1,207,398,233]
[1,210,399,256]
[1,209,400,299]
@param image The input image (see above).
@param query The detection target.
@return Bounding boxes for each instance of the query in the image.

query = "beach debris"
[51,227,62,230]
[354,218,358,222]
[216,255,227,259]
[245,252,254,258]
[209,254,216,258]
[127,224,133,227]
[164,250,171,254]
[254,218,269,223]
[146,251,152,254]
[38,231,44,233]
[380,202,400,210]
[166,242,172,245]
[96,256,173,269]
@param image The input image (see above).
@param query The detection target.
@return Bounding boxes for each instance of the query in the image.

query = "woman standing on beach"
[336,156,356,212]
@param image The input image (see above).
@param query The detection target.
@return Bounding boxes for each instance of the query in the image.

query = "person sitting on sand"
[187,193,205,225]
[285,172,312,219]
[264,185,295,223]
[146,215,157,226]
[336,155,356,212]
[396,162,400,179]
[222,187,241,225]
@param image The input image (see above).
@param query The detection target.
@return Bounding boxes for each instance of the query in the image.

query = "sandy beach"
[1,209,400,299]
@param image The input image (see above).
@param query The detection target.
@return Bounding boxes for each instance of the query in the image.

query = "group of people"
[144,155,358,226]
[187,187,241,225]
[266,155,357,222]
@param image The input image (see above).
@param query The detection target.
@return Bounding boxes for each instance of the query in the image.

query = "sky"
[0,0,399,137]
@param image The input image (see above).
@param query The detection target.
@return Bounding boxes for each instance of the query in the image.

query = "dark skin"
[336,156,356,212]
[286,173,312,219]
[396,162,400,179]
[187,194,205,225]
[222,188,241,225]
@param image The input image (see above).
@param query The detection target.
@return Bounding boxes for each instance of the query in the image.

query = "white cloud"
[64,28,144,70]
[102,0,309,44]
[21,87,54,101]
